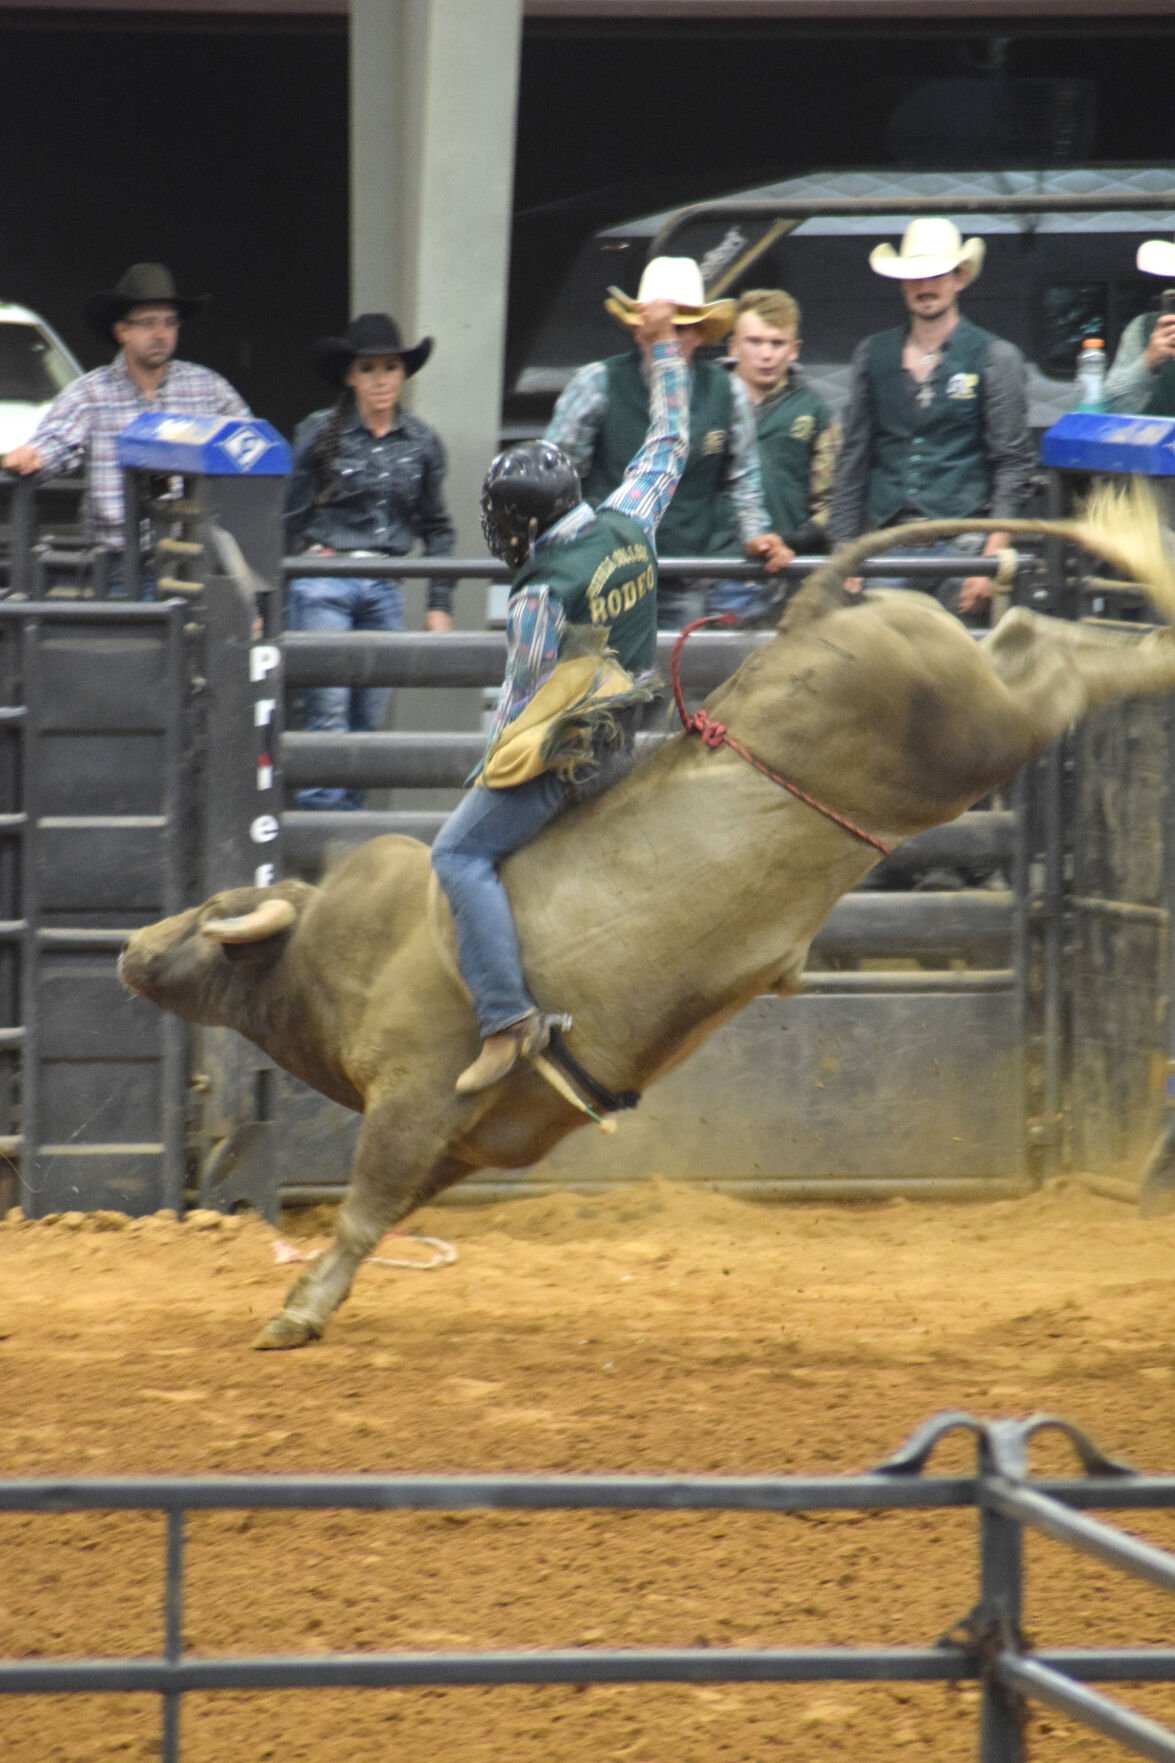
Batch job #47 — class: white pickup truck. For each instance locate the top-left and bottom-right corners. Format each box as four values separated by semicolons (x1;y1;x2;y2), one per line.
0;300;83;456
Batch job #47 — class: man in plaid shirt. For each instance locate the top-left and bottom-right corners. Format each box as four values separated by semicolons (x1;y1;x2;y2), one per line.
3;262;249;595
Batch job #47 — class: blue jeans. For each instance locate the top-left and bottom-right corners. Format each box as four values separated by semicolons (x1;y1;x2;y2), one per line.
101;555;155;601
431;773;571;1036
286;574;404;810
431;733;638;1037
705;578;780;622
871;533;989;628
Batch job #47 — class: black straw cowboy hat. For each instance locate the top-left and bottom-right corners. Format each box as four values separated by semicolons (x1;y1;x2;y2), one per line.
311;312;433;386
85;263;208;341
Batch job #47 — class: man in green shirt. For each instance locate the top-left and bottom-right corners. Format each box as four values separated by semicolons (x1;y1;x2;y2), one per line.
545;257;789;628
829;218;1033;628
707;288;841;620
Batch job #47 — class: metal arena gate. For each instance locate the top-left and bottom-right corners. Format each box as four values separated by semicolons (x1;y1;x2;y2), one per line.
0;599;190;1216
4;1412;1175;1763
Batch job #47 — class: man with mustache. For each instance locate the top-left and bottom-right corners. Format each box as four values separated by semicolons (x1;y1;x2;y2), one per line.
828;218;1032;627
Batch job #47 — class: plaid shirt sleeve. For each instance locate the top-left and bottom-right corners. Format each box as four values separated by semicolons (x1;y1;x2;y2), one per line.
543;361;609;473
723;376;771;543
483;585;567;757
26;373;96;475
600;339;689;544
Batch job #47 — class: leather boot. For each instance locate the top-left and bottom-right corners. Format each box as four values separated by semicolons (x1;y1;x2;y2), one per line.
455;1010;551;1095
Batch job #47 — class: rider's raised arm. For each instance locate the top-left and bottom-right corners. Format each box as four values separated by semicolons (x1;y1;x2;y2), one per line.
601;323;689;545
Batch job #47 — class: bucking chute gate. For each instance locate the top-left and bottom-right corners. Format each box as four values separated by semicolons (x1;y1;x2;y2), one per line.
0;412;1172;1221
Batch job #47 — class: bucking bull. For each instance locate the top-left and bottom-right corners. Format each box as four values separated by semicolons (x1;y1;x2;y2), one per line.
120;483;1175;1348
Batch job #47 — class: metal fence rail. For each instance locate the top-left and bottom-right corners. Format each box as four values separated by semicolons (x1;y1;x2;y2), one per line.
3;1414;1174;1763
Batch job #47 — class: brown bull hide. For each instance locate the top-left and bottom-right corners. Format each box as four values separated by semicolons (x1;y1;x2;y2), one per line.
120;482;1175;1349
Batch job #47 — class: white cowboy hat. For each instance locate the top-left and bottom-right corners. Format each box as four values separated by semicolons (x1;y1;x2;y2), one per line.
605;256;736;345
1137;238;1175;279
869;218;986;284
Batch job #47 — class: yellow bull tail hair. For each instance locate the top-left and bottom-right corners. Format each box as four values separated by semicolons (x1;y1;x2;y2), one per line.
1066;478;1175;626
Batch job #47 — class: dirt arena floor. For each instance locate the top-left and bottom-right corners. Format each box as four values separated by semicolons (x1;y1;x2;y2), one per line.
3;1176;1175;1762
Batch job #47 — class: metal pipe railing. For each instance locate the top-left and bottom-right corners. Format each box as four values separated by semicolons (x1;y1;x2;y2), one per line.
2;1413;1175;1763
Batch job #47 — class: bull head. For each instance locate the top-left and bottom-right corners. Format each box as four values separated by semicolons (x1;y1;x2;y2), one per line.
119;883;312;1024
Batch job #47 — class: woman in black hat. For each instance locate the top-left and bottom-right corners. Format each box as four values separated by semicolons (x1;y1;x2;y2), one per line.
284;312;456;811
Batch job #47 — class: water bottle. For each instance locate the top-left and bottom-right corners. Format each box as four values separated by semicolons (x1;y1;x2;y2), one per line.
1076;336;1106;412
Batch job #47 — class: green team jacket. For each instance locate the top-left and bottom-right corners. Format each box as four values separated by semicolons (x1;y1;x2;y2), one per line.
510;506;657;676
706;373;834;560
583;351;735;557
864;317;1000;527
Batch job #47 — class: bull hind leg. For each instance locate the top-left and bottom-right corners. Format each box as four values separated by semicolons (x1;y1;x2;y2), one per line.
255;1106;471;1349
984;608;1175;749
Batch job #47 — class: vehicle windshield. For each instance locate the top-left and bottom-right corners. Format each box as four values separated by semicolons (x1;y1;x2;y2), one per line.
0;323;78;403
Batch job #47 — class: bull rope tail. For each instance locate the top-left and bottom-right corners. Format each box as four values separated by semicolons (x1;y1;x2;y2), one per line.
669;616;893;859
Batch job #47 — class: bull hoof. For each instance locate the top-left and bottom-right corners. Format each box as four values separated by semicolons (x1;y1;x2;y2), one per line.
253;1313;323;1351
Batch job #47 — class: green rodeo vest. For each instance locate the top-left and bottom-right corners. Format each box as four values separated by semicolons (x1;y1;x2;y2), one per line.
1136;314;1175;417
583;351;735;558
755;378;834;536
864;317;997;529
511;507;657;675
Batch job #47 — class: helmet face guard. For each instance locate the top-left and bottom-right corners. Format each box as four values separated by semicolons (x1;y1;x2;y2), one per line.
480;442;582;571
480;494;536;569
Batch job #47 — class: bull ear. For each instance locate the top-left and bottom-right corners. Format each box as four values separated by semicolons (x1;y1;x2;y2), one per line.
201;897;297;945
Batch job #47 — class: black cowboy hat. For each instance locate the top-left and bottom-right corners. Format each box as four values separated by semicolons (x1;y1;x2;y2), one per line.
312;312;433;386
85;262;208;341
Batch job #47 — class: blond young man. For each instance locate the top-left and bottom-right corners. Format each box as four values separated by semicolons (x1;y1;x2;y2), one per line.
707;289;840;618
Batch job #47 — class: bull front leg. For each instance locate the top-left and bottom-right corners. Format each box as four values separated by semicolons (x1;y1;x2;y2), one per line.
254;1103;466;1349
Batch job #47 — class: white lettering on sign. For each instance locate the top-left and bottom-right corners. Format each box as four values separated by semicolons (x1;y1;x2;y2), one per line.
254;697;276;728
699;226;747;285
249;644;281;683
250;814;280;844
257;758;273;790
254;862;276;888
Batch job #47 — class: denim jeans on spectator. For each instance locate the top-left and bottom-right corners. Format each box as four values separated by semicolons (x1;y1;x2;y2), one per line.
286;574;404;810
431;733;638;1037
705;578;781;623
870;532;989;628
101;555;155;601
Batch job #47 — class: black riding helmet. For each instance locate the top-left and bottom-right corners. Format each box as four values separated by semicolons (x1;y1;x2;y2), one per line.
480;441;582;569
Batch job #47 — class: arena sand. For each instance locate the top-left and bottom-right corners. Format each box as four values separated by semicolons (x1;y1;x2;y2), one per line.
3;1177;1175;1762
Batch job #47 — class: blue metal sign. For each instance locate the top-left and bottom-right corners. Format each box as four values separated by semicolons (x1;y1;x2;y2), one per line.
1040;412;1175;477
116;414;291;477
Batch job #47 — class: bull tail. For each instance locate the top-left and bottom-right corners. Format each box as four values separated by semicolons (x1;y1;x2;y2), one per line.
783;480;1175;631
1065;477;1175;625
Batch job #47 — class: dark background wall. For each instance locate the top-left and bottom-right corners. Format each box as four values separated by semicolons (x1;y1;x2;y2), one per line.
1;9;1173;437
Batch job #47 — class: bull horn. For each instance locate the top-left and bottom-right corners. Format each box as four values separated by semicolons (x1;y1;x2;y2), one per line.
201;898;297;944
